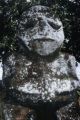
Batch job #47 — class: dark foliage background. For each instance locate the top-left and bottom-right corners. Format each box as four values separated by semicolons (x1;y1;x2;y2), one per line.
0;0;80;61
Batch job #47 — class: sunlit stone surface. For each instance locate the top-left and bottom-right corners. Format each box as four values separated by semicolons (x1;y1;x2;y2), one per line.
18;5;64;56
76;62;80;80
2;5;80;120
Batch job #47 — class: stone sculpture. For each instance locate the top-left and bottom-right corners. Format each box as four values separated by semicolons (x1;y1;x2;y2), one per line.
2;5;80;120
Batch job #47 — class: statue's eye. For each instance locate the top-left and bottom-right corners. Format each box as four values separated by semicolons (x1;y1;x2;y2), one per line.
24;19;37;29
48;21;61;30
20;18;37;29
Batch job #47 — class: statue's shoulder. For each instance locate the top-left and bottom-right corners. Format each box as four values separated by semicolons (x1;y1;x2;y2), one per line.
62;53;77;68
49;53;77;79
3;52;31;65
51;53;76;66
59;52;76;64
3;52;32;80
59;53;78;78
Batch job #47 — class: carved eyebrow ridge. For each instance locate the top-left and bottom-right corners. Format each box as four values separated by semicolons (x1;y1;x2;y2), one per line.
48;20;61;30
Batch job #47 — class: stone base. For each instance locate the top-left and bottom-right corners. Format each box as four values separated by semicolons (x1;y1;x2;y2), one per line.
57;102;80;120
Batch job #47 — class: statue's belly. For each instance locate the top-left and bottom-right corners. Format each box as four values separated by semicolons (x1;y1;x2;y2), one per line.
17;75;79;102
10;57;79;102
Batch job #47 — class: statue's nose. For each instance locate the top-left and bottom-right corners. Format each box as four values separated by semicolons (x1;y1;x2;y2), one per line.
37;16;46;29
39;20;47;31
37;18;52;36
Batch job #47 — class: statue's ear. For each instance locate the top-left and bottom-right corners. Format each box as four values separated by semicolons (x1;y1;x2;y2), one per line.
16;36;30;53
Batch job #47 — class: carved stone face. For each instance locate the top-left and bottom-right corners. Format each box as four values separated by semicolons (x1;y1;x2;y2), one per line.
18;5;64;56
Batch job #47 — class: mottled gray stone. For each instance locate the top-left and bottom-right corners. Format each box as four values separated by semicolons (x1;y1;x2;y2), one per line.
18;5;64;56
3;5;80;106
3;52;80;104
2;5;80;120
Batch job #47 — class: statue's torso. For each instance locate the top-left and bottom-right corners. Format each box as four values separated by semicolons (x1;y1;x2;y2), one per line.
3;52;79;102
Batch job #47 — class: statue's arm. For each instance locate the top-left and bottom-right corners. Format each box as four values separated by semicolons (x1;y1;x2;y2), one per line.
2;54;15;89
67;55;80;89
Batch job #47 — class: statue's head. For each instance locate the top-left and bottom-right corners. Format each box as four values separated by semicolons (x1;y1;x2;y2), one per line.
18;5;64;56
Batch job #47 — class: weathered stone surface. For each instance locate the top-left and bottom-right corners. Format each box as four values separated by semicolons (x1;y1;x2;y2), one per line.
3;104;35;120
3;52;80;106
18;5;64;56
2;5;80;120
57;102;80;120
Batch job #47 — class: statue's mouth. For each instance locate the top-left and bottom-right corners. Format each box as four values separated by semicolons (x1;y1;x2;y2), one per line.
32;38;54;42
18;36;59;56
28;39;58;56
